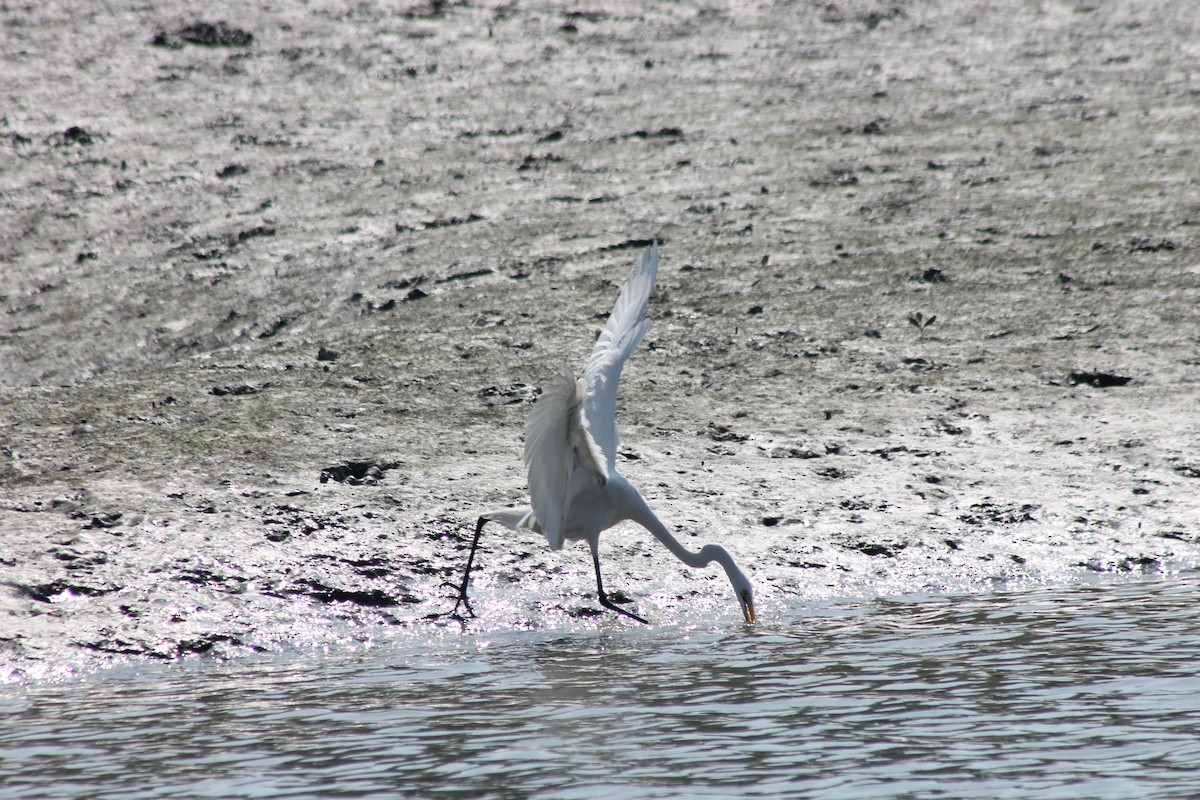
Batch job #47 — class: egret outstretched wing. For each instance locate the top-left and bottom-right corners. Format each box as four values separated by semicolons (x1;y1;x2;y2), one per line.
581;241;659;475
523;365;576;549
523;364;605;549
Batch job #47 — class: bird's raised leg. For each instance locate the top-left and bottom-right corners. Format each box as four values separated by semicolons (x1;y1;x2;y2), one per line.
590;539;648;624
443;516;488;618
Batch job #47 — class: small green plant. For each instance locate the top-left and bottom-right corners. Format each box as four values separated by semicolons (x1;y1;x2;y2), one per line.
909;311;936;337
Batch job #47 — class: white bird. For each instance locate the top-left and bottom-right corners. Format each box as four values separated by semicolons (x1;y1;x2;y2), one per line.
448;242;755;624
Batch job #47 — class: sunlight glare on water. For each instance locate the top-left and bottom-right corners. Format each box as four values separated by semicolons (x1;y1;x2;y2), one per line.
2;576;1199;799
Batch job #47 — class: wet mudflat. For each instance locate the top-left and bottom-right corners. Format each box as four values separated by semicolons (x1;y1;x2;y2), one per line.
3;577;1200;799
2;0;1199;683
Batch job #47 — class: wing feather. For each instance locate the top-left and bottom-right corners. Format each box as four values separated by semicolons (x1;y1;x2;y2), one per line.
523;365;579;549
581;242;659;474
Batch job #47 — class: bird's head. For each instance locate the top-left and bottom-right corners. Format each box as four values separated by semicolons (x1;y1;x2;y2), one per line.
724;561;755;624
737;583;756;625
699;543;756;625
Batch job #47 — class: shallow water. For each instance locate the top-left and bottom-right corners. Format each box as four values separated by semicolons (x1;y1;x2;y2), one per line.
3;576;1198;800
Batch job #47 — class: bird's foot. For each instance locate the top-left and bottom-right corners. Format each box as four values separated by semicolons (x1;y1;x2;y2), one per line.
437;580;476;620
598;590;649;625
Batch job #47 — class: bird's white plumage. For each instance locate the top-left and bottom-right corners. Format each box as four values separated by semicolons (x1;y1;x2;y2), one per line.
522;364;577;549
523;243;658;548
458;241;755;625
582;241;658;474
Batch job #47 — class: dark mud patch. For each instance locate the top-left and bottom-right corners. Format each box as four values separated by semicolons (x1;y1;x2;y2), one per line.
438;268;495;284
210;383;266;396
597;238;661;253
82;512;124;529
152;21;254;49
45;126;100;147
285;580;418;608
850;542;906;558
319;460;402;485
959;502;1040;527
396;213;485;233
479;383;539;407
1068;370;1133;388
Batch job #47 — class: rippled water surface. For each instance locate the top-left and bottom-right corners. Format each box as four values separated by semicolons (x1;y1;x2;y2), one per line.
3;577;1199;799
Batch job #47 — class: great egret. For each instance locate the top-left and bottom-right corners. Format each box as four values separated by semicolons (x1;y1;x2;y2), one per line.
448;242;755;624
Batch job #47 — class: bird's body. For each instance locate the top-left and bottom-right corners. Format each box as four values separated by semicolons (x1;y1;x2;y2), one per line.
449;242;755;624
477;470;642;556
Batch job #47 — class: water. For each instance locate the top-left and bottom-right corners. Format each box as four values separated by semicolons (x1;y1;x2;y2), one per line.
2;576;1198;800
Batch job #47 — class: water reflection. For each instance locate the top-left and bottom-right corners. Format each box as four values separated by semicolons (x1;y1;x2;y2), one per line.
2;577;1198;799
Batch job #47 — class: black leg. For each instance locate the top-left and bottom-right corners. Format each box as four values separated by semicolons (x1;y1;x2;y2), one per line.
443;516;488;619
591;541;648;625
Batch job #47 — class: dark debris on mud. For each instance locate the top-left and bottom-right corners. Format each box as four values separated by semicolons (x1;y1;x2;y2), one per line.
152;21;254;49
319;460;402;486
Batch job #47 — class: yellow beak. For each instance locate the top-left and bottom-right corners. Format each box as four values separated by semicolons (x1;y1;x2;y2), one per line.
741;593;756;624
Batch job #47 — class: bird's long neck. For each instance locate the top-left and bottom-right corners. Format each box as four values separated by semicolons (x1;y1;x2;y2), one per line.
623;484;754;622
626;488;739;574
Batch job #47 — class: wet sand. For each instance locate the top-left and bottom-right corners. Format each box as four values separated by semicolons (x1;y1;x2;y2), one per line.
2;1;1198;680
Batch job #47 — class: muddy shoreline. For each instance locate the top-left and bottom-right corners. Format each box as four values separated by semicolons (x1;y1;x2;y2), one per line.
2;1;1198;680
